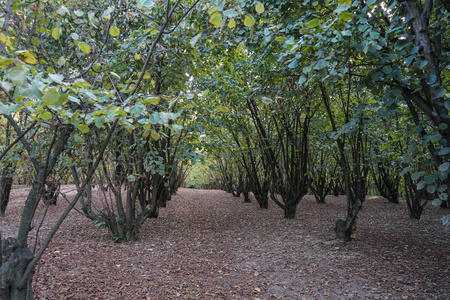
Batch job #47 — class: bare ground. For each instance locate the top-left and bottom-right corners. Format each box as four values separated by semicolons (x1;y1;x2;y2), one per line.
1;187;449;299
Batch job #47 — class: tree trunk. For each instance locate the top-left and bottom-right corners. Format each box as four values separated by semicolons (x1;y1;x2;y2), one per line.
0;166;13;216
334;218;355;242
259;189;268;209
311;185;327;204
42;180;60;206
404;174;427;220
313;193;326;204
243;190;251;203
283;203;297;219
0;238;34;300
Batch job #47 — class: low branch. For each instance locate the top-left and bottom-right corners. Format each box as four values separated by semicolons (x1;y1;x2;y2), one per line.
0;120;37;162
18;119;119;289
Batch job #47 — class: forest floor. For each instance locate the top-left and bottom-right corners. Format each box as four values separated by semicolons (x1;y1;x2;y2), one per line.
1;186;450;299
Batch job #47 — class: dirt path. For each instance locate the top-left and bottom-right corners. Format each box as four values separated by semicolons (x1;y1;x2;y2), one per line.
2;188;449;299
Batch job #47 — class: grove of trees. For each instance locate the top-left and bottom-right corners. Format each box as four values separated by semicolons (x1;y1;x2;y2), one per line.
0;0;448;298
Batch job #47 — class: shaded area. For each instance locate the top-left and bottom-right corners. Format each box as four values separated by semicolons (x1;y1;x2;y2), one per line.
2;187;449;299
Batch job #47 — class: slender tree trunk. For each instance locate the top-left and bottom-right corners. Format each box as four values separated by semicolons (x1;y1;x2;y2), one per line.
0;165;14;216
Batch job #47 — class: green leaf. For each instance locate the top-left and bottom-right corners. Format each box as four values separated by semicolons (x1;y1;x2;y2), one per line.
424;74;436;85
16;51;38;65
438;147;450;156
144;96;159;105
120;120;133;133
417;181;426;190
261;97;273;104
432;199;442;206
307;19;319;28
57;56;66;66
339;11;353;21
71;33;79;40
56;6;70;16
235;42;245;54
382;65;392;75
109;72;121;80
275;36;287;42
101;6;115;19
0;58;16;68
74;10;84;17
427;133;442;142
0;103;12;115
8;66;27;86
40;111;52;120
58;94;68;106
394;39;409;50
424;174;438;184
439;162;450;172
313;59;329;70
303;65;312;74
49;73;64;83
435;86;447;98
190;33;202;47
244;14;255;27
151;130;160;141
74;134;84;143
19;83;42;99
42;88;61;106
52;27;61;40
228;18;236;29
209;12;223;28
218;105;230;113
411;171;423;181
426;185;436;194
77;124;90;133
255;2;265;14
287;59;298;69
79;42;91;54
137;0;154;9
443;215;449;225
416;59;428;69
400;167;412;176
338;0;352;5
208;6;218;15
223;9;239;18
149;112;161;124
171;125;183;133
109;26;120;37
369;31;380;39
445;99;450;110
94;116;106;129
130;103;145;117
298;75;307;86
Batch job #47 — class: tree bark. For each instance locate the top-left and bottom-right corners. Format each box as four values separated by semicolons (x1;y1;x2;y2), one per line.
0;166;13;216
0;238;34;300
283;203;297;219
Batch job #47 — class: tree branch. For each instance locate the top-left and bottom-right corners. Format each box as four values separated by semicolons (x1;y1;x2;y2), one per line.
18;119;119;289
0;120;37;162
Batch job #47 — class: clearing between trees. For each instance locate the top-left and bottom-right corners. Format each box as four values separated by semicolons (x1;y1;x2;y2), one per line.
1;187;449;299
